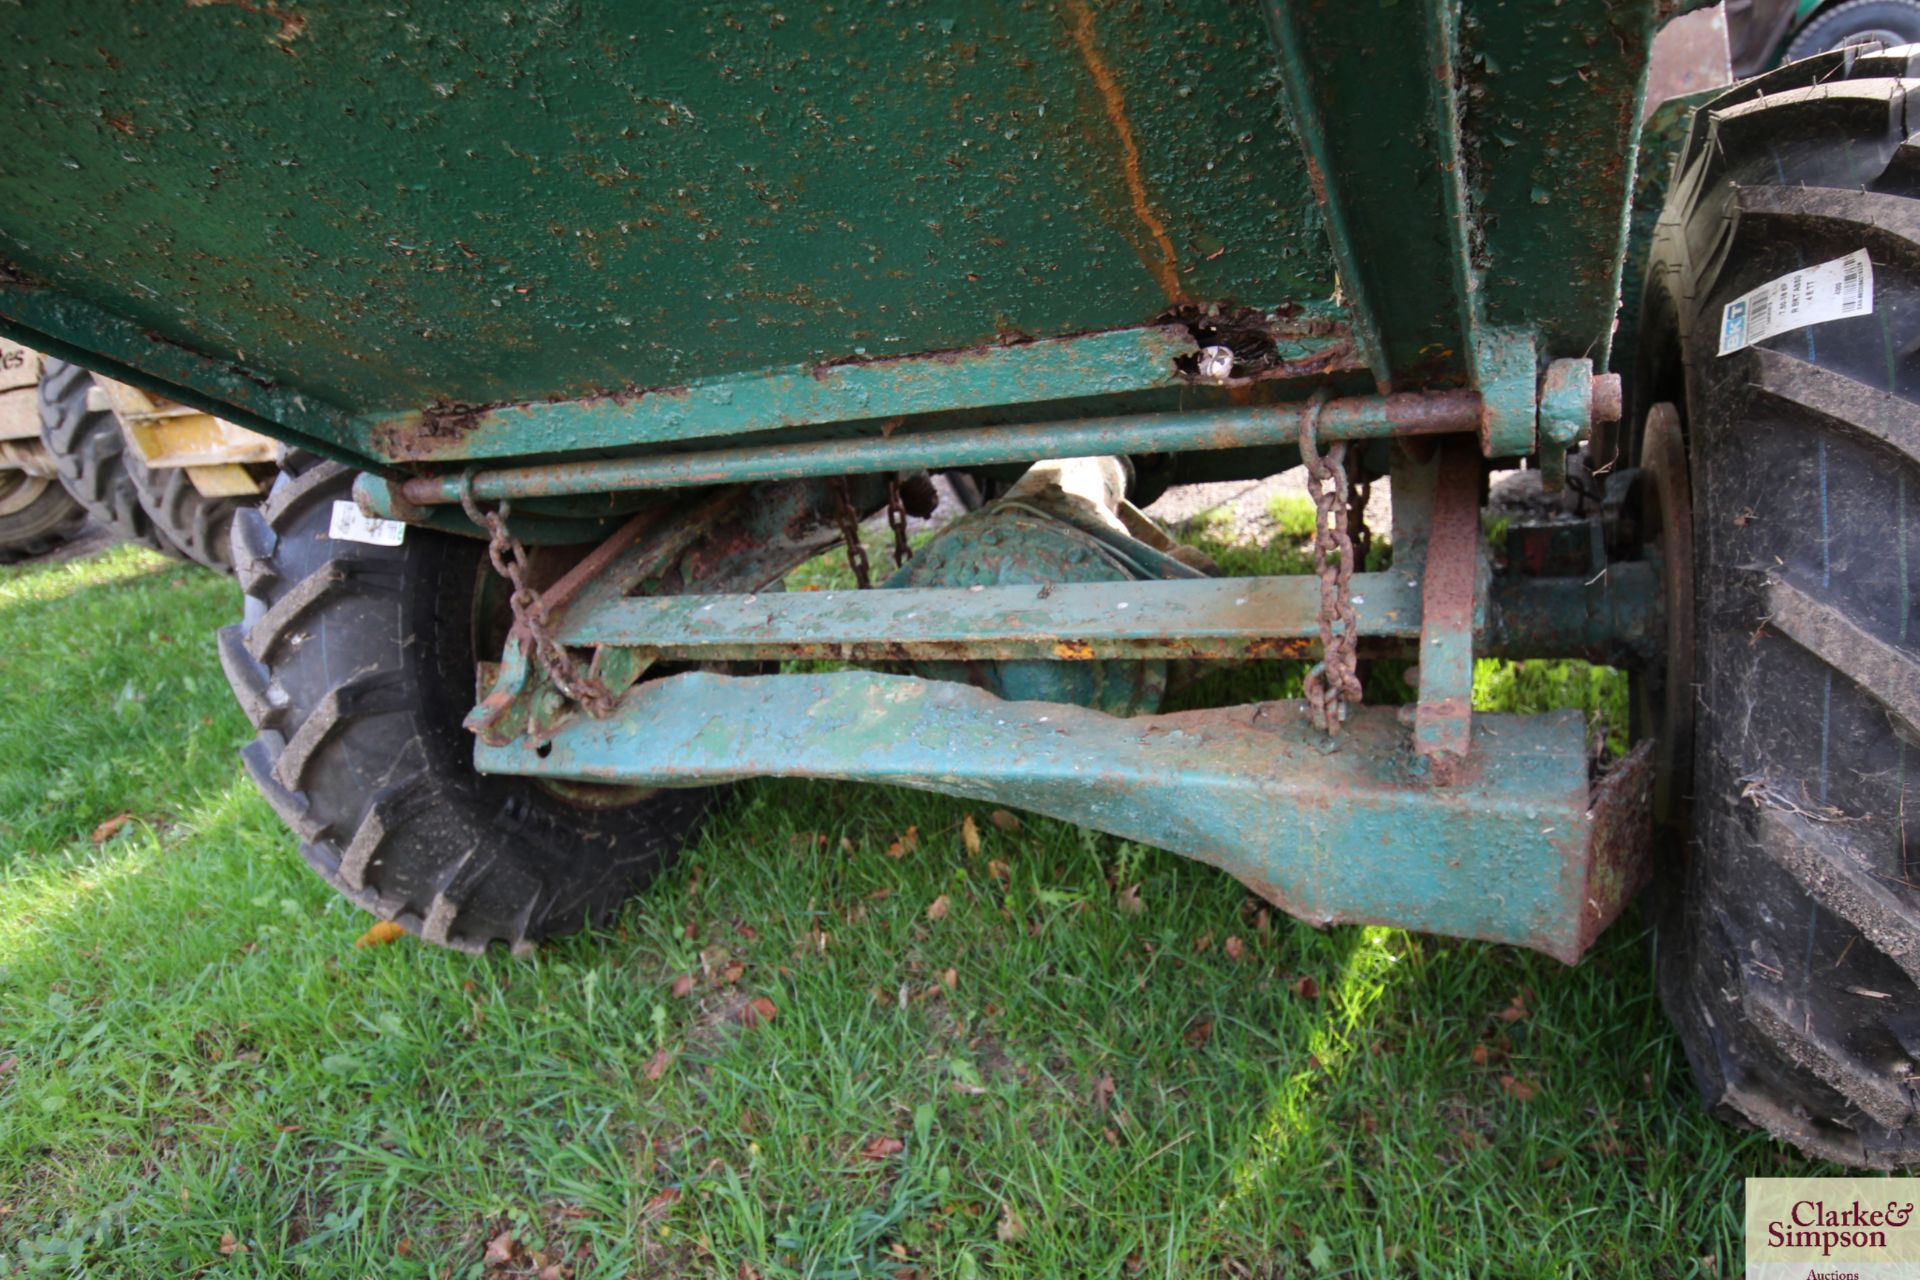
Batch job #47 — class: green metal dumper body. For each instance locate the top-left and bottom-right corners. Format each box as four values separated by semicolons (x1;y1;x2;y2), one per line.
0;0;1655;471
0;0;1680;960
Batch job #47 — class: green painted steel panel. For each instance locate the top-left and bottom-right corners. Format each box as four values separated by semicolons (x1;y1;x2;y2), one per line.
478;670;1608;960
0;0;1331;420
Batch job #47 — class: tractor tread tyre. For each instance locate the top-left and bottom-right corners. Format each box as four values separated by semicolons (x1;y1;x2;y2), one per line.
1784;0;1920;64
223;461;713;954
37;358;182;559
39;357;257;573
1646;46;1920;1167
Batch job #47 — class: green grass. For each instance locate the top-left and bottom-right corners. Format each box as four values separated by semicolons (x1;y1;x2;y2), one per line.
0;534;1824;1279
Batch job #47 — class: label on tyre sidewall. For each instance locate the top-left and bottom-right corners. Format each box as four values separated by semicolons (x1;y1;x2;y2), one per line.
328;499;406;546
1718;249;1874;355
1747;1177;1920;1277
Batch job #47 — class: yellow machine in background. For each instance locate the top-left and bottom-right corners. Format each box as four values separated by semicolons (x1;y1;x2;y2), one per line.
0;339;275;569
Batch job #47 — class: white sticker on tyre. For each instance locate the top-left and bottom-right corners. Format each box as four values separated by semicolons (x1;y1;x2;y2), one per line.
1718;248;1874;355
328;498;406;546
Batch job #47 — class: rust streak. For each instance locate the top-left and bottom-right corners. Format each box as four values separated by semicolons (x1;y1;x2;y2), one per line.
1062;0;1183;303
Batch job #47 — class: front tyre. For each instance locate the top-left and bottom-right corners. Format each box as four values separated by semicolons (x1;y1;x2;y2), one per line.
1646;45;1920;1165
220;462;714;953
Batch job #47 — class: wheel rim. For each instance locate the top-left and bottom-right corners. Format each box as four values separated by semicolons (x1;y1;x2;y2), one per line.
0;469;52;518
1632;403;1695;829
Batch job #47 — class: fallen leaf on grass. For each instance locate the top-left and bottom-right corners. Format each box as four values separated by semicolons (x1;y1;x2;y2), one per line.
644;1048;675;1081
988;810;1021;832
217;1232;246;1256
670;974;695;999
926;895;950;922
941;968;957;989
91;813;134;844
886;826;920;858
353;921;407;949
1183;1018;1213;1047
1497;993;1530;1022
736;996;777;1027
718;962;746;986
961;814;982;856
1091;1073;1115;1114
987;859;1011;882
1290;975;1320;1000
1470;1044;1490;1067
1224;936;1244;961
1498;1075;1538;1102
643;1188;679;1220
997;1205;1025;1242
483;1229;517;1267
1116;883;1143;915
859;1136;905;1160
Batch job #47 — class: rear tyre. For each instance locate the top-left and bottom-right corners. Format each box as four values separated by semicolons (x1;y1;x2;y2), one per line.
0;470;85;563
1645;45;1920;1165
221;462;714;953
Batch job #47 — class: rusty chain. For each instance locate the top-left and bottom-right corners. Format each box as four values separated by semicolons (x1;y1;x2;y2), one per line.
459;476;615;719
885;474;913;569
1297;390;1364;734
830;476;873;589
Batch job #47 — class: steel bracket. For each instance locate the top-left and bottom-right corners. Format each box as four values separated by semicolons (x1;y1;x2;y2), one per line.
475;669;1649;963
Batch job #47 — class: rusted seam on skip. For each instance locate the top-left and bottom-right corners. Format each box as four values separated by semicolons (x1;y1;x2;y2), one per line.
1062;0;1184;303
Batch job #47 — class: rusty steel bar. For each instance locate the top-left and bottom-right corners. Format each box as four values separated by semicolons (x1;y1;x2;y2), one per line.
381;389;1484;511
559;572;1418;661
548;564;1661;666
1412;439;1485;762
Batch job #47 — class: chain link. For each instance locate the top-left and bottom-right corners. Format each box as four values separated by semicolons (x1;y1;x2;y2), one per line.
830;476;873;589
459;479;614;719
1297;391;1364;735
885;474;913;569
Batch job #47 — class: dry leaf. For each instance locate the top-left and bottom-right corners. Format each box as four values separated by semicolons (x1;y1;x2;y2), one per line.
987;859;1011;882
886;826;921;858
536;1266;569;1280
961;814;982;856
1091;1073;1115;1114
1184;1018;1213;1047
988;809;1021;832
1499;1075;1538;1102
670;974;695;999
1470;1043;1490;1067
643;1187;679;1219
1290;975;1320;1000
737;996;777;1027
926;895;950;922
90;812;133;844
1224;936;1245;961
997;1204;1026;1242
859;1136;905;1160
719;962;746;986
736;923;759;941
217;1232;246;1256
354;920;407;949
1102;1126;1119;1146
1497;994;1530;1022
942;968;957;989
644;1047;675;1081
483;1229;517;1267
1116;883;1143;915
1192;932;1213;954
